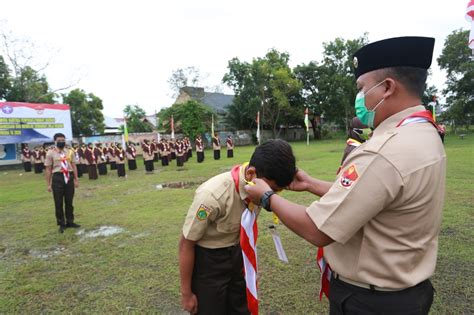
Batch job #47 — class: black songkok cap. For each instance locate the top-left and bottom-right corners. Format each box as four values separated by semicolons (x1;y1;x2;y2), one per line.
353;36;435;79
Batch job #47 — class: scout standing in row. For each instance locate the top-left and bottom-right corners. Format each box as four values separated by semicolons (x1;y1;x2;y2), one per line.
226;135;234;158
115;144;126;177
32;146;43;174
21;144;32;172
195;135;204;163
212;133;220;160
84;143;98;180
126;143;137;170
142;140;154;174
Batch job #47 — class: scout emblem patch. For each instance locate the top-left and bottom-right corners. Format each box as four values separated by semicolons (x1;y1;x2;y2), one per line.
196;204;211;220
339;165;359;188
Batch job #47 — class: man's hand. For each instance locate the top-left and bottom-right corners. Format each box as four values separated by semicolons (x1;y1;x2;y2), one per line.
47;185;52;193
74;178;79;188
181;291;198;314
288;169;312;192
244;178;272;204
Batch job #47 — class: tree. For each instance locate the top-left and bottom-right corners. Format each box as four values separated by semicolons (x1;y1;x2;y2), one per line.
437;29;474;130
167;66;202;98
6;66;55;103
123;105;153;133
223;49;302;137
295;35;368;137
62;89;105;136
0;55;10;100
158;100;214;140
1;28;79;102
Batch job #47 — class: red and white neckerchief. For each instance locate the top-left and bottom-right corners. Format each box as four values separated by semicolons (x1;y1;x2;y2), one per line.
396;110;441;131
231;164;259;315
59;150;70;184
316;247;332;300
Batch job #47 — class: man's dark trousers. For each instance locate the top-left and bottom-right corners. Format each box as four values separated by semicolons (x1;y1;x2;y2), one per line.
52;172;75;226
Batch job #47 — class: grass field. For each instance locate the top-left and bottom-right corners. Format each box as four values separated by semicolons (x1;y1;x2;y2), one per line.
0;135;473;314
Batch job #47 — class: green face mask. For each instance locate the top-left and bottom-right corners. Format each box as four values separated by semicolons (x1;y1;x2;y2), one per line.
354;80;386;128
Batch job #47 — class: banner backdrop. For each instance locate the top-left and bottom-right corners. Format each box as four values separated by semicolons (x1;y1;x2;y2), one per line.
0;102;72;144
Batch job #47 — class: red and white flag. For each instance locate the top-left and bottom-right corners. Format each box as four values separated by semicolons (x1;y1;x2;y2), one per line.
256;111;261;145
467;0;474;54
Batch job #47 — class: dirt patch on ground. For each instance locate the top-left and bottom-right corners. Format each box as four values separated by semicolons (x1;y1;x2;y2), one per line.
155;181;204;189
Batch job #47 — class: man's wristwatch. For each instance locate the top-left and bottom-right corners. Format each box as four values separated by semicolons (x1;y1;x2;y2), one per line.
260;190;275;212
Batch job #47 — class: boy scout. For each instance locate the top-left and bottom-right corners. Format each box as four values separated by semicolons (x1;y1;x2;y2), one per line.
245;37;445;314
179;139;297;314
212;133;220;160
44;133;80;233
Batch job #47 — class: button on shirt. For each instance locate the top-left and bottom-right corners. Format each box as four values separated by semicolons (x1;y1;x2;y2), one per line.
44;148;76;173
182;167;259;249
307;106;446;289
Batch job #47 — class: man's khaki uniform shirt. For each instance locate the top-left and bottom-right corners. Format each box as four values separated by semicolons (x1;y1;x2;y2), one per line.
44;147;76;173
183;166;259;248
307;106;446;289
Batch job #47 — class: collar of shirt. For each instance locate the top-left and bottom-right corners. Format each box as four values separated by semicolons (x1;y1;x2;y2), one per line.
372;105;426;137
237;165;250;202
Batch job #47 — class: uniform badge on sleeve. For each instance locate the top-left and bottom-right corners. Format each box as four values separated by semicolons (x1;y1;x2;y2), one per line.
196;204;211;220
339;165;359;189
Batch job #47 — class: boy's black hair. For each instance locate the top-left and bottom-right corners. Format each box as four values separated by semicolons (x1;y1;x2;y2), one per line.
249;139;297;188
53;133;66;140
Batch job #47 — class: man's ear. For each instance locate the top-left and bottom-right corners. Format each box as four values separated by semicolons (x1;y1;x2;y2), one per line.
382;78;397;99
245;166;257;182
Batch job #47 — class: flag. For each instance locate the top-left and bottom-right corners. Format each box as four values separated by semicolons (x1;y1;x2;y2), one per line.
241;208;259;315
170;115;175;139
122;116;129;143
211;114;215;137
304;108;309;131
256;111;261;145
467;0;474;54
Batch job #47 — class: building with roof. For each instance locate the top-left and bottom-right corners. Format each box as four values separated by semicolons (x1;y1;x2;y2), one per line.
174;87;234;130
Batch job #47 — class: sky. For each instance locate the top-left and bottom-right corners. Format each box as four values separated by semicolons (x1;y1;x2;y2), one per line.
0;0;470;118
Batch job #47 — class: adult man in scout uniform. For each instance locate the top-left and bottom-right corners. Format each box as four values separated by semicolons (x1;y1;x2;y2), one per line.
44;133;80;233
179;139;297;315
245;37;445;314
212;133;221;160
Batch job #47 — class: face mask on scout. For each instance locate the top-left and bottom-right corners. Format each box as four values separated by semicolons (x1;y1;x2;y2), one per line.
354;80;386;128
56;141;66;149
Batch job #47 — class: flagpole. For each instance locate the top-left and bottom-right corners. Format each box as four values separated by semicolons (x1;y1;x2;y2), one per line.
155;110;160;142
306;112;309;145
122;113;129;146
211;114;214;137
